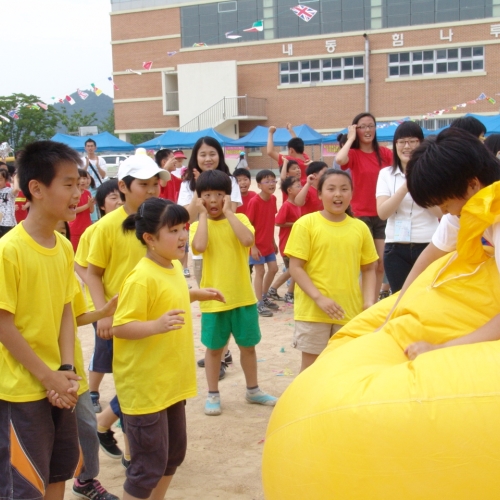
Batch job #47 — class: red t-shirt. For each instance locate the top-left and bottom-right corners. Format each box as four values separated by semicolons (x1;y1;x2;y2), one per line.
301;185;323;216
159;175;182;202
70;190;92;235
278;153;310;185
275;200;302;257
246;194;277;256
341;147;393;217
236;191;257;216
14;190;29;223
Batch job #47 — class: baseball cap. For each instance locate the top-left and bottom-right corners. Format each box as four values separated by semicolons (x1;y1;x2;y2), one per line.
173;150;187;160
239;151;245;156
118;151;171;181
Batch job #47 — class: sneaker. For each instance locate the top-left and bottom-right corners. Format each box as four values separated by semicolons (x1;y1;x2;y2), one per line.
205;394;222;416
197;350;232;368
97;429;122;459
73;479;119;500
183;268;191;278
379;290;391;301
90;391;102;413
246;389;278;406
284;292;294;304
267;287;282;301
121;454;131;470
263;296;280;310
257;301;273;317
219;362;227;380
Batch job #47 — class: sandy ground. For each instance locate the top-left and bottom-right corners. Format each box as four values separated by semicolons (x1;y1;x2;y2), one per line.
67;270;296;500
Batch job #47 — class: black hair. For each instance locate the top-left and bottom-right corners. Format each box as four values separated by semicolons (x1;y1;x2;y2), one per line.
350;112;384;166
95;179;120;217
186;137;230;191
78;168;89;178
484;134;500;156
406;128;500;208
0;170;8;181
450;116;486;138
285;159;299;173
288;137;305;154
85;139;97;147
281;176;300;195
62;221;71;241
195;170;232;197
122;197;189;245
392;122;425;173
317;169;354;216
0;161;7;169
233;168;251;180
337;133;348;148
256;169;276;183
306;161;328;176
155;148;173;167
17;140;82;201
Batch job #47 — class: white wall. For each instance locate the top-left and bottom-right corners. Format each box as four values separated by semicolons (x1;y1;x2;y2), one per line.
177;60;238;127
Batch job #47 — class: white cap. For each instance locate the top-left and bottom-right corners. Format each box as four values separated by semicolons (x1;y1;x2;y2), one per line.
118;152;171;181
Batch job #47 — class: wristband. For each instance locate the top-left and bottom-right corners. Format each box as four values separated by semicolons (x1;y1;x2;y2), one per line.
59;364;76;374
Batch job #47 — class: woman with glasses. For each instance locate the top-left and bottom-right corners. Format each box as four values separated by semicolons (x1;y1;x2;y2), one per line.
335;112;393;299
375;122;441;292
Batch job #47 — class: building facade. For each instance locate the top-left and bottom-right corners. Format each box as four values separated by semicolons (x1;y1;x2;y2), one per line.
110;0;500;145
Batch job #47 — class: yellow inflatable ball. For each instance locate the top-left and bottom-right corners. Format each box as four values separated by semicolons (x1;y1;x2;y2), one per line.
263;185;500;500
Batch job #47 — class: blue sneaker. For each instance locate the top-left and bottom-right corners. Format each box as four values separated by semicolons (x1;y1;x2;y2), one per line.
204;394;221;416
245;389;277;406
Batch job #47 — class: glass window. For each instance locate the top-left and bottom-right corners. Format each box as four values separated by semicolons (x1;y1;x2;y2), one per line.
354;56;364;65
473;47;484;56
302;73;311;82
332;70;342;79
423;51;434;60
436;62;447;73
323;59;332;68
423;63;434;73
413;52;423;61
354;68;364;78
400;65;410;76
436;50;447;59
473;60;484;70
412;64;423;75
290;74;299;83
311;60;320;69
448;49;458;58
461;60;472;71
323;71;332;80
344;69;354;79
389;66;399;76
448;61;458;71
311;72;321;81
461;48;472;58
389;53;399;64
280;63;289;71
344;57;354;66
332;58;342;67
301;61;310;70
280;74;289;84
290;62;299;71
400;53;410;62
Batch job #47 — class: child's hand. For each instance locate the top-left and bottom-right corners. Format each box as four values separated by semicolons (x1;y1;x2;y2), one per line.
347;124;357;141
195;197;208;215
273;241;279;254
222;195;232;215
97;316;113;340
193;169;201;180
250;246;262;261
198;288;226;303
316;296;344;320
101;295;118;319
306;174;315;186
269;126;277;135
155;309;185;333
165;156;177;171
404;341;437;360
42;371;80;409
286;122;293;132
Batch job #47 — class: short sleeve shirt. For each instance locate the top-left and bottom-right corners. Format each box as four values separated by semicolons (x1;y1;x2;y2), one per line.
246;194;278;256
83;157;107;186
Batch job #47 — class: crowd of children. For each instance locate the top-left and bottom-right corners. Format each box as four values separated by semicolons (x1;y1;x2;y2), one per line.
3;115;500;499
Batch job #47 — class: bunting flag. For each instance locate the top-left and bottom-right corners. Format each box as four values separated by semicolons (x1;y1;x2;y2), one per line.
125;69;142;75
0;115;10;123
90;83;103;96
421;92;496;119
192;43;207;47
77;89;89;100
225;31;242;39
65;95;76;105
167;51;177;56
37;102;48;110
291;5;318;22
488;97;497;104
243;20;263;32
142;61;153;70
108;77;119;90
8;111;19;120
477;93;487;100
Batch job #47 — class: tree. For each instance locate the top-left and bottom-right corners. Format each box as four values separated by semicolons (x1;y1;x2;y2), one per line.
0;94;59;150
57;107;97;135
99;109;115;134
130;132;155;145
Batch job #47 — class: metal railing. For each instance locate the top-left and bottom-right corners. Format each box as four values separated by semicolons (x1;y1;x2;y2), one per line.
179;95;267;132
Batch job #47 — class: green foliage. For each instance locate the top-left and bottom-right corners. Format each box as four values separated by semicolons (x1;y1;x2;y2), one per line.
0;93;59;150
99;109;115;134
57;107;97;135
129;132;155;145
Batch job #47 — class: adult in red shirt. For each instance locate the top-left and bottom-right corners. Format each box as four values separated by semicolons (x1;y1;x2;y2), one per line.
335;112;393;298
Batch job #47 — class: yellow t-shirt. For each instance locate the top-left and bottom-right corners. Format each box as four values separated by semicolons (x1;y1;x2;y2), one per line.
190;214;256;312
87;206;146;301
71;277;90;396
285;212;378;325
112;258;197;415
0;223;75;402
75;222;99;311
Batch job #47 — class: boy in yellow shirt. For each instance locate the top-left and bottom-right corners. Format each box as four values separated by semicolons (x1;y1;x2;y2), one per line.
191;170;278;416
0;140;82;500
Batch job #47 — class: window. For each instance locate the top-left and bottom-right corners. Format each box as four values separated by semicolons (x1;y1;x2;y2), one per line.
388;46;484;77
218;1;237;12
280;57;364;85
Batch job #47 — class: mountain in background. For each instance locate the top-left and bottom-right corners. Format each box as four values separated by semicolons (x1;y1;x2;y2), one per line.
53;90;113;133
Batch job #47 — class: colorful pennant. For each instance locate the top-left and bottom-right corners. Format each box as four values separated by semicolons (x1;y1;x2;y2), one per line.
243;20;263;32
291;5;318;22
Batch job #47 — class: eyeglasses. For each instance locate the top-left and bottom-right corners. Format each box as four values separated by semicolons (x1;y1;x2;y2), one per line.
396;139;420;147
357;124;375;130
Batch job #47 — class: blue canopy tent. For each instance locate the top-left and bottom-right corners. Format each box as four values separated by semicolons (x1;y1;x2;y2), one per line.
229;124;324;147
434;113;500;136
50;132;135;152
137;128;236;149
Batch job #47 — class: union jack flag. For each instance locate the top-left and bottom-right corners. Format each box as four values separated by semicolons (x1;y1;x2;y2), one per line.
291;4;318;22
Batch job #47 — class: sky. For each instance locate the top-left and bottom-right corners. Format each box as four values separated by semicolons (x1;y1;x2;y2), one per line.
2;0;113;103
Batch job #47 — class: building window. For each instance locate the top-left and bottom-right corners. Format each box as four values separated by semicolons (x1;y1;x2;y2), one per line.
280;57;364;85
388;46;484;77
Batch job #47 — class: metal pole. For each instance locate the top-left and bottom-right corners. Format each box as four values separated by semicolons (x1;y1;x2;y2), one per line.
363;33;370;112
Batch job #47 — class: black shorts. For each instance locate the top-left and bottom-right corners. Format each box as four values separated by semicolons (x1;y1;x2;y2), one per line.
357;215;387;241
123;401;187;499
0;398;82;499
88;322;113;373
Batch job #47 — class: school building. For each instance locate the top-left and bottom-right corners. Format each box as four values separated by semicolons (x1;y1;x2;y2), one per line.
110;0;500;148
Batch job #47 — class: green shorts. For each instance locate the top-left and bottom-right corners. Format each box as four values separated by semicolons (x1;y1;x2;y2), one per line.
201;304;261;350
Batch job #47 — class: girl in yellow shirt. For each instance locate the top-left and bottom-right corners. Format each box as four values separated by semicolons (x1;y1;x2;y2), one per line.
112;197;224;500
285;169;379;372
